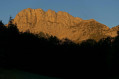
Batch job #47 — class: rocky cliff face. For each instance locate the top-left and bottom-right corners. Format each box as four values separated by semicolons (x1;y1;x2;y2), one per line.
12;8;119;42
106;25;119;37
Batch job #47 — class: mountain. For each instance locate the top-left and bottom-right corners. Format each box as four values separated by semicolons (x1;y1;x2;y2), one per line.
106;25;119;37
11;8;119;42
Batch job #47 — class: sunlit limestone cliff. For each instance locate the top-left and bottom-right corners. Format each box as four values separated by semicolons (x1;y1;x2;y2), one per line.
11;8;119;42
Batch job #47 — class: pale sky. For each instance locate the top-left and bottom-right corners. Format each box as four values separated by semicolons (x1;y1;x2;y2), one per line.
0;0;119;28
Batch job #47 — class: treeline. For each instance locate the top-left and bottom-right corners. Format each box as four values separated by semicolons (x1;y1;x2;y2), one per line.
0;20;119;78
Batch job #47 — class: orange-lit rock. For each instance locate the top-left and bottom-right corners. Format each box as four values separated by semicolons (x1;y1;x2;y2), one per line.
12;8;119;42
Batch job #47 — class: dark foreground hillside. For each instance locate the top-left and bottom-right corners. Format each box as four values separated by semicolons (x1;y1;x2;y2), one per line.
0;20;119;79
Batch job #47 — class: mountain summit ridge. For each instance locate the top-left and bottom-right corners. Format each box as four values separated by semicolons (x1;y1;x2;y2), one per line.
11;8;119;42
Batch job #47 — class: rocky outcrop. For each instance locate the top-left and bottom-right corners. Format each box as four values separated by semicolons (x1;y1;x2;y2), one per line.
106;26;119;37
11;8;119;42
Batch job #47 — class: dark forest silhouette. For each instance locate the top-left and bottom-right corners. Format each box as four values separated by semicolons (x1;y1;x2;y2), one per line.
0;19;119;79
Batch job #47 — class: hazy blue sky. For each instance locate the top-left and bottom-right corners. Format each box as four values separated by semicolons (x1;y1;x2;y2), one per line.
0;0;119;28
